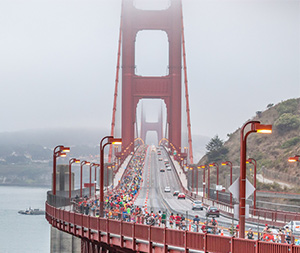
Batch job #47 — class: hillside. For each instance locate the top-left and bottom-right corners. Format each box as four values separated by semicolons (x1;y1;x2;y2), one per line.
198;98;300;190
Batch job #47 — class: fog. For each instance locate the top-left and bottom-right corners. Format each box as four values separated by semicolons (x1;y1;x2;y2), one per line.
0;0;299;145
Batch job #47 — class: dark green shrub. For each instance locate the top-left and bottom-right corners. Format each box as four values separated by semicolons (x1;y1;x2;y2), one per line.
206;135;229;162
274;113;300;133
281;137;300;149
277;99;298;115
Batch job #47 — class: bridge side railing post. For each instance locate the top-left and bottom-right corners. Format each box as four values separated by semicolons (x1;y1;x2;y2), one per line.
148;225;152;252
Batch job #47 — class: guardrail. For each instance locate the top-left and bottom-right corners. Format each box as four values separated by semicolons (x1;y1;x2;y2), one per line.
46;202;300;253
161;147;300;226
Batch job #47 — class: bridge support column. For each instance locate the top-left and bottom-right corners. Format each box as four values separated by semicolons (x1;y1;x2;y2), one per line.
121;0;182;152
50;227;81;253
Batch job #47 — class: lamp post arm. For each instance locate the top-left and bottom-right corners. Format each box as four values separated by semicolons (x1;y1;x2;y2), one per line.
239;121;259;238
100;141;111;217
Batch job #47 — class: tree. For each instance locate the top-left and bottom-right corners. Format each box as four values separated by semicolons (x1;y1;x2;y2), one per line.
206;135;229;162
274;113;300;133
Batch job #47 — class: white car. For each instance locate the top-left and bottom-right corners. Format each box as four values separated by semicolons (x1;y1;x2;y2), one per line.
164;186;171;192
285;221;300;233
192;200;204;210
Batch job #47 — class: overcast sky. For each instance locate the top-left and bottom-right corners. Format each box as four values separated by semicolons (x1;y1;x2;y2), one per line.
0;0;299;145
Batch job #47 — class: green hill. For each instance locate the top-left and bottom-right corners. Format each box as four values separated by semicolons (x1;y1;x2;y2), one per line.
198;98;300;191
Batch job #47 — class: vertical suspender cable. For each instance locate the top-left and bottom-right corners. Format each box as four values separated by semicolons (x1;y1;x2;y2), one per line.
180;0;194;164
108;2;123;163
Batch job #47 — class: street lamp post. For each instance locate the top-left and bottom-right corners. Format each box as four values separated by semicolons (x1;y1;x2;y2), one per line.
239;121;272;238
209;163;219;202
196;166;199;195
107;165;112;188
69;158;80;199
207;165;210;199
246;158;257;211
191;166;194;191
91;163;100;197
221;161;233;206
80;160;90;198
100;136;122;217
200;165;207;197
53;145;70;195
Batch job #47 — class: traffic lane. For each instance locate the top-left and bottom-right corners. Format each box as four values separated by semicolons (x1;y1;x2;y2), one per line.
146;149;169;212
157;149;236;224
140;147;233;227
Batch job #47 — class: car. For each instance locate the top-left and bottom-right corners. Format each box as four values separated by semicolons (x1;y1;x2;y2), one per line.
164;186;171;192
166;166;171;171
192;200;204;210
206;206;220;217
173;190;180;196
285;221;300;233
160;168;165;172
158;157;163;161
177;193;186;199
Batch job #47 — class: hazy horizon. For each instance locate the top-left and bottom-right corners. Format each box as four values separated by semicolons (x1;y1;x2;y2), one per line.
1;0;299;144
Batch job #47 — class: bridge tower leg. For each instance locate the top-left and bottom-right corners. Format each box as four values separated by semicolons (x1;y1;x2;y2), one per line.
140;104;163;144
121;0;182;152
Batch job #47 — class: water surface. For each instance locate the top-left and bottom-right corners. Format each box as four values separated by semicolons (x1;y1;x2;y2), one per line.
0;186;50;253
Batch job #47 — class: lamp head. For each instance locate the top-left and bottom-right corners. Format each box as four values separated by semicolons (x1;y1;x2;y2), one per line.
288;156;299;163
110;137;122;145
253;122;272;134
62;147;70;153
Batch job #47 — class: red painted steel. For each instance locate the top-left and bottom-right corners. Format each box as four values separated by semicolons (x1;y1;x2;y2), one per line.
109;219;120;235
122;221;133;237
150;226;164;244
165;229;185;248
140;106;163;144
108;2;123;163
258;241;292;253
206;234;231;253
121;0;182;152
233;238;256;253
46;203;300;253
186;232;204;251
134;223;148;241
90;216;98;231
180;1;193;164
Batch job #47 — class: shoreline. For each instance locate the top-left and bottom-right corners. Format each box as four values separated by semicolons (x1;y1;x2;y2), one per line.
0;183;50;188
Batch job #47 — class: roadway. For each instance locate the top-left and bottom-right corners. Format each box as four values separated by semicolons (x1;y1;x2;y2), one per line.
133;145;270;236
134;145;234;226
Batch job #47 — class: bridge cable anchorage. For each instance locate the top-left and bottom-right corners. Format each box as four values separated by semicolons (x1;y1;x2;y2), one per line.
180;1;193;164
108;3;123;163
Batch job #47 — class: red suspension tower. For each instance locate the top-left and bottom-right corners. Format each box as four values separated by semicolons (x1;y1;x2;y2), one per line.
121;0;183;153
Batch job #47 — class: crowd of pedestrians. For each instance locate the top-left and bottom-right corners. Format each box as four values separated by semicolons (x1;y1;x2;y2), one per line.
253;224;297;244
70;145;300;245
73;145;147;219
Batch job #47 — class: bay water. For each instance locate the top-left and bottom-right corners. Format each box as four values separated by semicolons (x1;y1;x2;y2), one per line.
0;186;50;253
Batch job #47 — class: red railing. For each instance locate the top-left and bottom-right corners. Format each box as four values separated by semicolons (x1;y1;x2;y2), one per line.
167;148;300;225
46;202;300;253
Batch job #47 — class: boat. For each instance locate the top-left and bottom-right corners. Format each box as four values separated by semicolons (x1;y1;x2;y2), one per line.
18;208;45;215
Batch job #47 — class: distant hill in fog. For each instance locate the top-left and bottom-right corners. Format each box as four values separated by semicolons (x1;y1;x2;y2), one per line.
0;127;210;186
191;134;211;162
0;127;110;147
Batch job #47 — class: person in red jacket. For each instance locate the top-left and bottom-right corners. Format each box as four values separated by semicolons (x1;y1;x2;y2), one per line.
175;214;181;229
169;213;175;228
